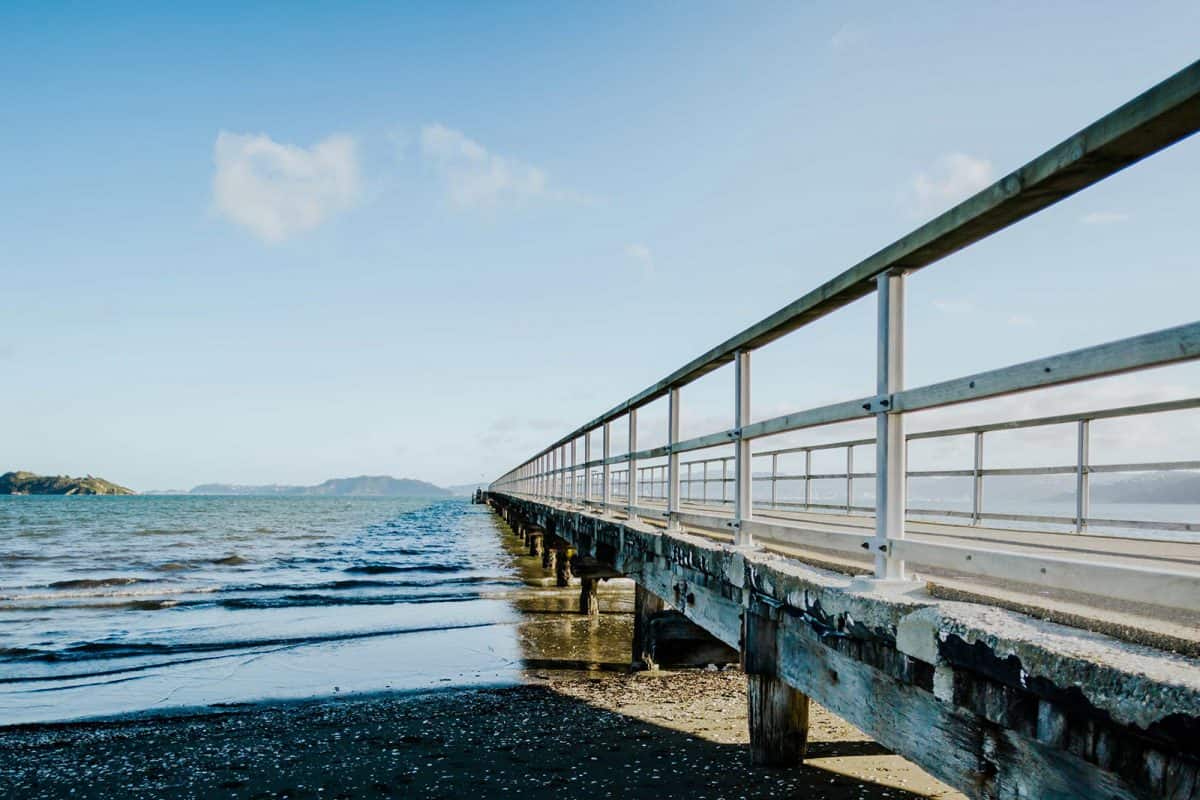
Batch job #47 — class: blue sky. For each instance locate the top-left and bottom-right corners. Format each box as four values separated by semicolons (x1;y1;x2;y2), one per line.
3;2;1200;490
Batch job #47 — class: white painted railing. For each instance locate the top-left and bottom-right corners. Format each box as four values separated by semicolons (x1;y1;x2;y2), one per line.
490;60;1200;612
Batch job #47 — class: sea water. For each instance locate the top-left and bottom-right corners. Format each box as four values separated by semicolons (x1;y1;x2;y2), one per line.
0;496;525;725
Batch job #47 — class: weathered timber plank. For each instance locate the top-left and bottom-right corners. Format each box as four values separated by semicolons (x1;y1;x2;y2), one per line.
770;609;1166;798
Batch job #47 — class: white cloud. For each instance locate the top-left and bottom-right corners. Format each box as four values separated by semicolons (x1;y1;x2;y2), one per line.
212;131;361;243
625;243;653;273
1081;211;1130;225
908;153;993;216
420;124;548;209
830;24;866;52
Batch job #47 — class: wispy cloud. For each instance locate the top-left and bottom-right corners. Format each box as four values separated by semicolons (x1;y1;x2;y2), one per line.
625;243;653;274
907;153;993;217
830;24;867;52
1081;211;1130;225
212;131;361;243
420;124;548;209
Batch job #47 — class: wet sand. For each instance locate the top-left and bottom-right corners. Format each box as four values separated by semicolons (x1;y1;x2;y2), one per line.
0;521;964;799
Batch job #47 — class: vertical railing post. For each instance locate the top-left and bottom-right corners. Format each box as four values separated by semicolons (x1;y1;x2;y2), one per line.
702;461;708;504
804;450;812;510
1076;419;1090;532
722;458;729;505
874;271;907;580
602;422;612;514
734;349;753;546
972;431;984;525
667;386;681;531
628;409;639;522
584;431;592;507
846;445;854;514
770;453;778;509
570;439;577;507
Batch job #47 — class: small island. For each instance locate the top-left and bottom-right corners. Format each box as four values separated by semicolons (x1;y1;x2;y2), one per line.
0;470;135;496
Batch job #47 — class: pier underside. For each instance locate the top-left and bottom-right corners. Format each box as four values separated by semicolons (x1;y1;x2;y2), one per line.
489;493;1200;800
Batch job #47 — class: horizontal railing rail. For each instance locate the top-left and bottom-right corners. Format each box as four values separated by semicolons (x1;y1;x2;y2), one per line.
489;60;1200;612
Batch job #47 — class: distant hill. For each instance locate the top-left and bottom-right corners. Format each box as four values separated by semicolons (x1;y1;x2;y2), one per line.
1;470;135;496
1084;472;1200;504
189;475;452;498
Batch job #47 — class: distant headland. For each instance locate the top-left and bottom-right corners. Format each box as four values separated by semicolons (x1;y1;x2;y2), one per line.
186;475;454;498
1;471;135;495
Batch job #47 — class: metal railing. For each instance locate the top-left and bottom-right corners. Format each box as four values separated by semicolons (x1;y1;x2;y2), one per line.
612;397;1200;535
490;61;1200;611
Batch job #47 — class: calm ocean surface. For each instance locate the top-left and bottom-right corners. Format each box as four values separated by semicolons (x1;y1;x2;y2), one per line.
0;496;525;726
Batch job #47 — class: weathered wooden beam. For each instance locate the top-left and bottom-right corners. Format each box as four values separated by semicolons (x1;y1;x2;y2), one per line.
570;555;623;580
646;613;739;669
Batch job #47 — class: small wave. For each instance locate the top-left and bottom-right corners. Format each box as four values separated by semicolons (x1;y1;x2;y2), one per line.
343;563;464;575
211;554;249;566
134;528;201;536
0;620;504;673
216;590;484;610
47;577;145;590
0;585;217;603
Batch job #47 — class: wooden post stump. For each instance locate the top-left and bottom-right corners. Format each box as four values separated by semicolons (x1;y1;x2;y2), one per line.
555;546;573;587
633;584;666;670
747;674;810;766
542;544;556;571
579;577;599;615
528;532;543;557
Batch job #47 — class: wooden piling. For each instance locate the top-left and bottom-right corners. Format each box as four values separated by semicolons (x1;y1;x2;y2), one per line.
579;577;599;615
747;674;810;767
743;604;810;767
633;584;666;670
555;546;573;587
528;532;543;557
542;544;556;571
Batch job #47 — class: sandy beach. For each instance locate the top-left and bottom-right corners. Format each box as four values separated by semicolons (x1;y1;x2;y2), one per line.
1;668;963;800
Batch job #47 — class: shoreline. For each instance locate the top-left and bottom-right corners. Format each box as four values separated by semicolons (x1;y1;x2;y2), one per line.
1;669;963;800
2;511;963;799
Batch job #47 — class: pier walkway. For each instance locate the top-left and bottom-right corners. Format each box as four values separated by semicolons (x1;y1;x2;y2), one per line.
488;61;1200;799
